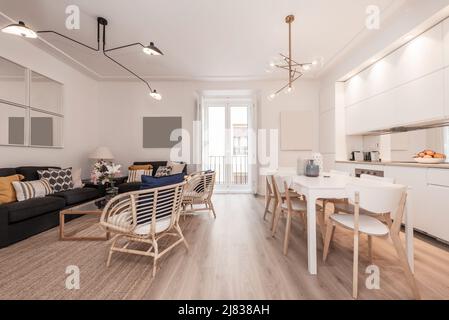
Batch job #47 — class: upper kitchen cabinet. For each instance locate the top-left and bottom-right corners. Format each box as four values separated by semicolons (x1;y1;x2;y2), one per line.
442;18;449;117
345;23;446;135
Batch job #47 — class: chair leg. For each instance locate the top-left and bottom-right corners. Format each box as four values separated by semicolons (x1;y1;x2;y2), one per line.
283;210;292;255
323;222;335;262
317;209;326;244
270;199;278;231
263;197;272;221
271;205;282;237
368;235;373;264
208;200;217;219
176;224;189;252
152;237;159;278
390;233;421;300
353;230;359;299
106;235;120;267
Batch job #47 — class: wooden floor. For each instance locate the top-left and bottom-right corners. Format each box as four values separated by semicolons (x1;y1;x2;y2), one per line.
0;194;448;300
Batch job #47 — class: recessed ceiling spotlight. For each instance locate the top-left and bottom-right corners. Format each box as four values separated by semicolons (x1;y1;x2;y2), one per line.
404;34;414;41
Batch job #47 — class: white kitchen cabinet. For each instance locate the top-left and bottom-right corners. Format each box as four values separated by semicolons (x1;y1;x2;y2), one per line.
424;184;449;242
345;21;447;134
384;166;429;236
346;69;445;135
345;22;444;108
394;69;445;126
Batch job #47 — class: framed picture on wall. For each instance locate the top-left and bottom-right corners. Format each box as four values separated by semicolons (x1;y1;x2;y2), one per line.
143;116;182;148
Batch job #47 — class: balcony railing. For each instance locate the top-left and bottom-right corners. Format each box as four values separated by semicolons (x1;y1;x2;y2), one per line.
206;155;248;185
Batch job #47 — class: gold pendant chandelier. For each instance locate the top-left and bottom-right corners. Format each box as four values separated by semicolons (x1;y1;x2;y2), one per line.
268;15;320;100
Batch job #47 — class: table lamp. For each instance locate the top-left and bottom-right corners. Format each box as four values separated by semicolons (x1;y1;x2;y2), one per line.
89;147;114;160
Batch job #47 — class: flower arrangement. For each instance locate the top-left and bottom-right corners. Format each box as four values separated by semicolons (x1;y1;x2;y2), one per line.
91;160;122;185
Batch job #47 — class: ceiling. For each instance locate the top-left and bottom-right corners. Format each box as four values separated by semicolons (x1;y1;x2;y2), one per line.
0;0;405;81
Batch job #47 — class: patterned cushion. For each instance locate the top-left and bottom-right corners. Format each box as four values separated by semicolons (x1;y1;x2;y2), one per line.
12;179;53;201
37;168;74;192
154;166;172;177
167;161;186;174
127;169;152;183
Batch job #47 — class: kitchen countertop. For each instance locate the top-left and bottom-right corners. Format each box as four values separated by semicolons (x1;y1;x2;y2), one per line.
336;160;449;169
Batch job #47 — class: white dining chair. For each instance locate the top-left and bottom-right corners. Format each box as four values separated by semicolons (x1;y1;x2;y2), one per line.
322;182;420;299
334;174;397;228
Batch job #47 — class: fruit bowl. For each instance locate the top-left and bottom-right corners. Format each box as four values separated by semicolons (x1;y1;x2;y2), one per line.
413;157;446;164
413;149;446;164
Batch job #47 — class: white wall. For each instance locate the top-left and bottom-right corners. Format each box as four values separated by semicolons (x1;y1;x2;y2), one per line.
98;79;320;193
318;0;449;170
0;32;100;177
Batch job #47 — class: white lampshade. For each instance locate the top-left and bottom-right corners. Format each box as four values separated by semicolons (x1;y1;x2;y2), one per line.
89;147;114;160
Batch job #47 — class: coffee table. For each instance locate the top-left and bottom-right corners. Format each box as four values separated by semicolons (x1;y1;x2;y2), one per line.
59;197;111;241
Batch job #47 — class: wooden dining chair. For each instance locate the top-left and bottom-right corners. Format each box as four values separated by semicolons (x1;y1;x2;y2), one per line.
322;182;420;299
100;182;188;277
281;180;308;255
264;175;302;231
263;175;275;221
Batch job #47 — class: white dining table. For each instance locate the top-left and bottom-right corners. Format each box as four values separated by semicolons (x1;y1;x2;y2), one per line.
280;174;415;275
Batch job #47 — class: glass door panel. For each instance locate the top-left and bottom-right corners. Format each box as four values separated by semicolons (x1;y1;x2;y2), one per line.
203;100;251;192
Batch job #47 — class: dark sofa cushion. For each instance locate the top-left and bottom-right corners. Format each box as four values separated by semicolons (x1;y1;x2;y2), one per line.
50;187;100;206
16;166;60;181
5;197;66;223
0;168;17;177
141;173;185;189
118;182;141;194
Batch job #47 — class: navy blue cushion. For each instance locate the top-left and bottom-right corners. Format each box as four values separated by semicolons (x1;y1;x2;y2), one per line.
140;173;185;190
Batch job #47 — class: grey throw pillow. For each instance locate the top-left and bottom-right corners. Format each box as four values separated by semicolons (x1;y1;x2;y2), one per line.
154;166;172;177
38;168;74;192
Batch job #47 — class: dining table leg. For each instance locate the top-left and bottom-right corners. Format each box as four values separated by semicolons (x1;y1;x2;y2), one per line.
306;193;318;275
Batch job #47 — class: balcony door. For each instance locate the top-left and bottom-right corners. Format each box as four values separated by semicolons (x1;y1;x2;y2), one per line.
203;99;252;193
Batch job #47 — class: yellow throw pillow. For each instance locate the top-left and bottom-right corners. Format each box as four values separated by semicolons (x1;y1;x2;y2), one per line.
129;164;153;171
0;174;24;204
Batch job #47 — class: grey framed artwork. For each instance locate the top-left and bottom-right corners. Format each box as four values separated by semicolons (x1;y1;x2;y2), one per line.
143;117;182;148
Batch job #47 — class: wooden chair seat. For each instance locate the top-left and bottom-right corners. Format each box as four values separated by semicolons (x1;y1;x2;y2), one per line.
330;214;389;236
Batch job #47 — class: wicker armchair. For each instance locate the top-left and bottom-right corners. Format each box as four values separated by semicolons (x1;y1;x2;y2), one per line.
100;182;188;277
182;171;216;218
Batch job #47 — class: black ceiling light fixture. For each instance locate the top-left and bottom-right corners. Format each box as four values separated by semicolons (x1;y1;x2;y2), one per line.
1;17;164;100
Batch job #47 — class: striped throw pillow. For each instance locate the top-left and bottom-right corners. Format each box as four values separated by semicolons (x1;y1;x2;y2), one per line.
12;179;53;202
127;169;152;183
